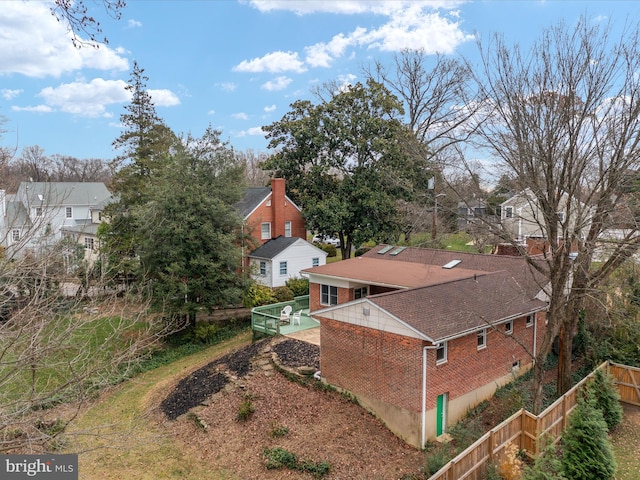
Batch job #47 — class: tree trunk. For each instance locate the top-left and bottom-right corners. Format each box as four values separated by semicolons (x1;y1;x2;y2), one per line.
532;354;546;414
189;310;197;329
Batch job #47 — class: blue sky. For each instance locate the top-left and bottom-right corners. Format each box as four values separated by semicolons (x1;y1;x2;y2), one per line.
1;1;638;161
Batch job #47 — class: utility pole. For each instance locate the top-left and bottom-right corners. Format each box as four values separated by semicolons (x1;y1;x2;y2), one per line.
432;193;446;240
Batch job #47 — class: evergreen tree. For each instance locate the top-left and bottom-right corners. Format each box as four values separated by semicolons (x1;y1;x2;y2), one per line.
561;396;616;480
521;436;567;480
136;127;249;327
583;369;623;432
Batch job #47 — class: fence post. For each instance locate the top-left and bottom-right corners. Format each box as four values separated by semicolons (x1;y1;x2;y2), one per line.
489;430;495;463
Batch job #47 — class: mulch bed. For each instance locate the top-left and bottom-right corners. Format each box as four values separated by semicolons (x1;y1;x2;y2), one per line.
160;338;320;420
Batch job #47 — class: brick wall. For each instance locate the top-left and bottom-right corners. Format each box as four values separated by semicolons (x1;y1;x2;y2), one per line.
320;311;546;413
320;318;424;413
245;178;306;246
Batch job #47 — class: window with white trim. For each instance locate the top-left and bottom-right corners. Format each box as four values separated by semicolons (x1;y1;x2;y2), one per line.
261;222;271;240
505;321;513;335
312;257;319;267
84;237;94;250
279;261;287;275
436;342;447;365
321;284;338;306
12;229;20;242
526;313;534;327
259;261;266;276
505;206;513;218
284;221;292;237
477;328;487;350
65;207;73;218
35;207;43;217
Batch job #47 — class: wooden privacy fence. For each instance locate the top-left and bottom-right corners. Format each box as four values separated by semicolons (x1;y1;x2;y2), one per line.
428;361;640;480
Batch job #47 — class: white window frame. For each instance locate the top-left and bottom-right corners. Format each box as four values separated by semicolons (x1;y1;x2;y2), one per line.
279;261;287;275
312;257;319;267
261;222;271;240
436;342;448;365
284;221;292;237
84;237;94;250
65;207;73;218
35;207;43;217
321;284;338;306
477;328;487;350
505;320;513;335
259;261;266;276
526;313;534;328
11;229;20;242
505;206;513;219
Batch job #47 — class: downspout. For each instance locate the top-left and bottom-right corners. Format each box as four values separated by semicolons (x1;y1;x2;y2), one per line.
422;343;439;448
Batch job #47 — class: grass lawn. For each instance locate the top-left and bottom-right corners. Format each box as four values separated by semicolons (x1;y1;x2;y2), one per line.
611;404;640;480
67;330;253;480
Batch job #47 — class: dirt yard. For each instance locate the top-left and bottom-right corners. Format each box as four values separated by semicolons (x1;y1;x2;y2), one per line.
158;337;425;479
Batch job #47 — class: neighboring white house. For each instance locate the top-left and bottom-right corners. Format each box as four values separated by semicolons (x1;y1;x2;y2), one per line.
248;236;327;288
0;182;112;258
500;188;590;243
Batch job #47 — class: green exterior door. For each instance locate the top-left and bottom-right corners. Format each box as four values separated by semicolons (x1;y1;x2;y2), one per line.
436;393;447;436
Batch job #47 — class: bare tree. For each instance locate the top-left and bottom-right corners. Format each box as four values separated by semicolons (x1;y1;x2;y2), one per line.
473;18;640;411
0;238;173;453
366;51;481;240
16;146;53;182
51;155;113;183
235;149;271;187
51;0;126;47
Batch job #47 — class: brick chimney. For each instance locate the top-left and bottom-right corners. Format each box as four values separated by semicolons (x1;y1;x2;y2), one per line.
271;178;286;238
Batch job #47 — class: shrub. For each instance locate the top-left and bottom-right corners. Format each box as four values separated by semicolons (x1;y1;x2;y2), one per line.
244;284;276;308
273;286;294;303
285;277;309;297
498;442;523;480
354;246;371;257
583;368;623;432
236;397;255;422
521;436;566;480
188;323;219;344
263;447;330;477
561;396;616;480
318;243;337;257
269;422;289;438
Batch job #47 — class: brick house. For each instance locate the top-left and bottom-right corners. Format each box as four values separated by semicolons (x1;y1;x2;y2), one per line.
236;178;306;248
302;245;548;448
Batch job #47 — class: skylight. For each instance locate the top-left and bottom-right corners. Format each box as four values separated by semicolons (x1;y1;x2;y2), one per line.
442;259;462;269
378;245;394;254
389;246;407;256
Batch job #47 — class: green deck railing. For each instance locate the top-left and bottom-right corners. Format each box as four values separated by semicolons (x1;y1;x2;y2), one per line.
251;295;310;336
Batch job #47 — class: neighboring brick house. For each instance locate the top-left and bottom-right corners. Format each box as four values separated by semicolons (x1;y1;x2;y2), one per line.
302;245;548;448
236;178;306;247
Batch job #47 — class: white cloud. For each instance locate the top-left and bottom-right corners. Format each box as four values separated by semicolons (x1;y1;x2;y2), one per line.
246;0;463;16
264;104;277;112
127;19;143;28
148;89;181;107
262;76;292;91
0;2;129;78
37;78;129;117
233;51;306;73
207;109;216;115
249;3;472;71
219;82;238;92
2;89;23;100
236;126;266;137
362;6;474;53
11;105;53;113
232;112;249;120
